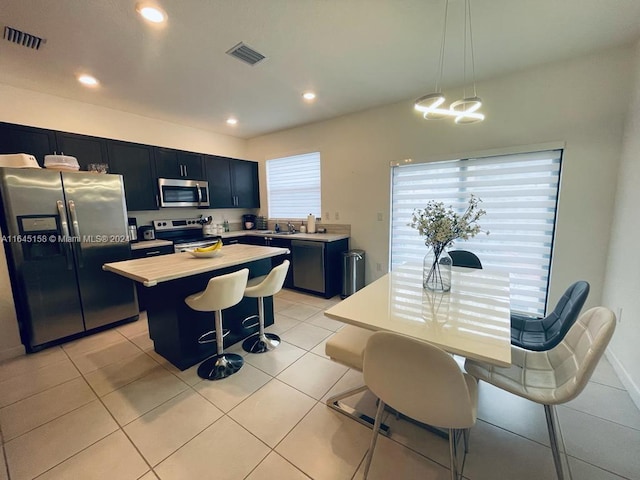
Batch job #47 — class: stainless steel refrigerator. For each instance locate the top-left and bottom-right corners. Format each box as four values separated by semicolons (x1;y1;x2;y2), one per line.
0;167;138;351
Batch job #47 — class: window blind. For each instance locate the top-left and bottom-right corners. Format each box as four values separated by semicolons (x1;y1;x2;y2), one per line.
391;149;562;317
266;152;321;219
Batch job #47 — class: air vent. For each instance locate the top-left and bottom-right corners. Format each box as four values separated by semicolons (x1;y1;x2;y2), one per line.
226;42;266;66
3;26;46;50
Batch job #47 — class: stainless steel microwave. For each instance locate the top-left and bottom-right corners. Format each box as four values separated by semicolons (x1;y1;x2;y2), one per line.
158;178;210;208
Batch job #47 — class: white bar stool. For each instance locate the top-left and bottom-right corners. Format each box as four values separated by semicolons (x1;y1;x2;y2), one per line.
242;260;290;353
185;268;249;380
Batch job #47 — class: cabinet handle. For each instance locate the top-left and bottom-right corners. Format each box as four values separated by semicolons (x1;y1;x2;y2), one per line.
156;195;159;207
179;165;184;176
145;250;161;256
184;165;188;177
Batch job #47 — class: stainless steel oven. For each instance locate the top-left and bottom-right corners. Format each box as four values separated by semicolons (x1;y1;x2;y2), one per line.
157;178;210;208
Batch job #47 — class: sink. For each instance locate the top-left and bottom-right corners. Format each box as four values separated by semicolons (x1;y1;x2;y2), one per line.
275;231;297;235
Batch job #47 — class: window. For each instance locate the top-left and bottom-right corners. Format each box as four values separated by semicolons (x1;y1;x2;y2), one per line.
391;149;562;317
266;152;321;219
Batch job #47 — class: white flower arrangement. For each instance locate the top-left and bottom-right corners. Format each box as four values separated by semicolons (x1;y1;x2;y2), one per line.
409;195;487;258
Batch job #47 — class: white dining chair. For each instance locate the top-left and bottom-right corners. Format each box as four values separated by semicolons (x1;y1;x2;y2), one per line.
465;306;616;480
363;331;478;480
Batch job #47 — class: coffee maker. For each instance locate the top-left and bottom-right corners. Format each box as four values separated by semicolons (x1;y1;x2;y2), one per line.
242;214;257;230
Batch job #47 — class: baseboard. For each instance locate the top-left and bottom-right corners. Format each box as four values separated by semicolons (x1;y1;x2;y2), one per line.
0;344;25;362
606;348;640;411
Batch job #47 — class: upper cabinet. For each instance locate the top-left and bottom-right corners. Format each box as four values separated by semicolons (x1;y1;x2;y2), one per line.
205;156;259;208
107;140;158;211
155;148;205;180
0;122;56;167
54;132;108;171
0;121;260;212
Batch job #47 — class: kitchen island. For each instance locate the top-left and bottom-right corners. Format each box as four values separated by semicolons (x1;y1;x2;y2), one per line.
104;244;289;369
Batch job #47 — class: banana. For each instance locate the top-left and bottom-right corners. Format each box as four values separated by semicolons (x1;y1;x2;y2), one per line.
194;240;222;253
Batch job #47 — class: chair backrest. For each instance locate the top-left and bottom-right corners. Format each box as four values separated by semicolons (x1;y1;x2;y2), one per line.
185;268;249;312
449;250;482;269
363;331;476;429
541;280;590;348
546;306;616;403
244;260;290;298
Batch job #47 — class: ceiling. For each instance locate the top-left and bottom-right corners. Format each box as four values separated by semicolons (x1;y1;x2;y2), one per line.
1;0;639;139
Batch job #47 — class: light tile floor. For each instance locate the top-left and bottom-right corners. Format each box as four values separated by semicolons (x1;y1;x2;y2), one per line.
0;288;638;479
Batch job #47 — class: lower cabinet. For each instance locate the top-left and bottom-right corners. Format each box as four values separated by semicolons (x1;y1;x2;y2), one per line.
130;243;174;311
232;234;347;296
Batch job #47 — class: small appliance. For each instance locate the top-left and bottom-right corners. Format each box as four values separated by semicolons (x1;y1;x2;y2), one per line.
242;214;256;230
128;217;138;242
139;225;155;240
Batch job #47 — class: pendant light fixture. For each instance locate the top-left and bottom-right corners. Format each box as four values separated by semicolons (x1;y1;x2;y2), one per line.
414;0;484;124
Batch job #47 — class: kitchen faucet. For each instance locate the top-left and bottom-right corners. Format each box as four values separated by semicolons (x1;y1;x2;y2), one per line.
287;222;295;233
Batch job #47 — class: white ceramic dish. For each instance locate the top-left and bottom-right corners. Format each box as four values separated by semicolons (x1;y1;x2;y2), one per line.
186;249;222;258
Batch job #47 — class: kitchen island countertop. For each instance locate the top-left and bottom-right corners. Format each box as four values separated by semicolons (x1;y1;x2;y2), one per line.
104;244;289;287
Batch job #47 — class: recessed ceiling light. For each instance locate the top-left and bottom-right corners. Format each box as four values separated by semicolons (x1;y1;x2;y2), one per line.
77;74;99;87
226;118;238;125
136;3;167;23
302;92;316;101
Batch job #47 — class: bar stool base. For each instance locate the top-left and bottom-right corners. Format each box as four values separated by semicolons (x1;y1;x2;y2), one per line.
197;353;244;380
242;333;281;353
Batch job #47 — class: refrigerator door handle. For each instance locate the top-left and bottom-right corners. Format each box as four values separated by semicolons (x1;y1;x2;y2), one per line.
56;200;74;270
67;200;83;268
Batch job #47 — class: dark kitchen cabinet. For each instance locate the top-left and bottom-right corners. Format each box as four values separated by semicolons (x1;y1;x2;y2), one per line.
0;122;55;167
205;155;259;208
155;148;205;180
107;140;158;211
54;132;108;171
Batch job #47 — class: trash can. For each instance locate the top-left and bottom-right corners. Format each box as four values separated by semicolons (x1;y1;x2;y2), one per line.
341;250;365;299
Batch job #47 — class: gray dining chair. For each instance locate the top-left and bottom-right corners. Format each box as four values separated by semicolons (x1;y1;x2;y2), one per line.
449;250;483;269
465;306;616;480
511;281;589;351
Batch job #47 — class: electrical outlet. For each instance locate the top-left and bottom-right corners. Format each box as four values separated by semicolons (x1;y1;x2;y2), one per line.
617;307;623;323
335;212;339;220
377;212;383;221
376;262;382;271
325;211;330;221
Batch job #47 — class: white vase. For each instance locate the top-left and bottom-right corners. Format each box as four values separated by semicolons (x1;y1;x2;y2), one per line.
423;247;452;292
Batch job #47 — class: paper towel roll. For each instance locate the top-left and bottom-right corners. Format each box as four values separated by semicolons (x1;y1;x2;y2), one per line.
307;214;316;233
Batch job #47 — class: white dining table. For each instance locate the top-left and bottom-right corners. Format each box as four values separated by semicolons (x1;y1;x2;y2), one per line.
324;264;512;367
323;264;512;435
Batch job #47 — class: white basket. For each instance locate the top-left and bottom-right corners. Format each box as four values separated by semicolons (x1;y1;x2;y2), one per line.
0;153;41;168
44;154;80;171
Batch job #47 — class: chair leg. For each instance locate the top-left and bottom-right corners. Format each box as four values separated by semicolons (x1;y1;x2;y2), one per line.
449;428;458;480
243;296;281;353
363;398;385;479
544;404;567;480
197;309;243;381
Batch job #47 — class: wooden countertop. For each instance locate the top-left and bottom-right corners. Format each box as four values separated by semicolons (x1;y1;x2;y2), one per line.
104;244;289;287
220;231;349;242
130;239;173;250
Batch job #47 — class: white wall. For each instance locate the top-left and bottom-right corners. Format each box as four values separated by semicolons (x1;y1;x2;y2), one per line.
602;40;640;407
0;84;249;360
248;46;631;323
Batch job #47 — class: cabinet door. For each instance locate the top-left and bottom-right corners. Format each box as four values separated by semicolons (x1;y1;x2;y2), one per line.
231;159;260;208
55;132;108;172
154;148;179;178
107;141;158;211
178;152;204;180
205;155;234;207
0;122;56;167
